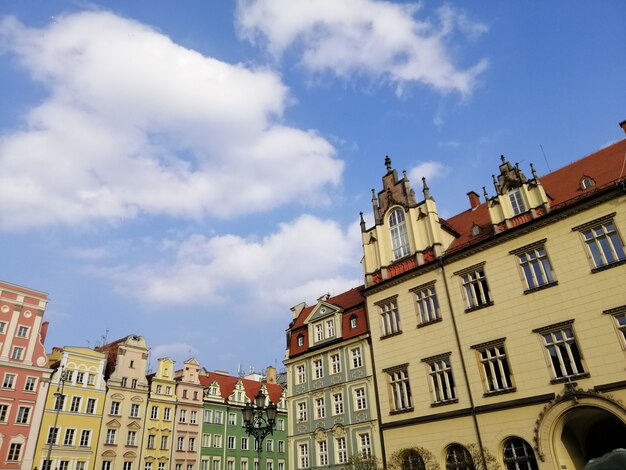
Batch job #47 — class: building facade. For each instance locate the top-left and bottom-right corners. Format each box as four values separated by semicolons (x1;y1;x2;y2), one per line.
142;357;177;470
199;369;288;470
94;335;150;470
0;280;52;470
34;346;107;470
172;358;204;470
360;125;626;469
286;288;382;469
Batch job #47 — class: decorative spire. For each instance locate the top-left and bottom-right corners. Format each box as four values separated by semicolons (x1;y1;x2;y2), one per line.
492;174;499;195
384;155;392;172
530;163;538;180
500;154;506;163
422;177;431;200
359;212;366;232
403;170;407;179
483;186;489;200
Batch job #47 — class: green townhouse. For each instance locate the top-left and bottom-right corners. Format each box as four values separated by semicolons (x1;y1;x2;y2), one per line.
199;368;288;470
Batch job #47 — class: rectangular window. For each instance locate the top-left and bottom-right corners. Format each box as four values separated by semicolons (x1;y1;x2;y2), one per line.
315;323;324;342
79;430;91;446
189;410;197;424
296;365;306;384
512;242;556;291
537;324;586;380
330;353;341;374
213;434;222;448
2;373;15;389
70;396;81;413
266;439;273;452
76;372;85;384
386;365;412;412
123;463;132;470
130;404;140;417
160;436;168;449
16;406;30;424
509;188;526;215
298;443;309;469
315;397;325;419
459;266;492;310
147;435;155;449
24;376;37;392
102;462;112;470
105;429;116;445
580;219;626;269
228;412;236;425
333;392;344;415
189;437;196;451
16;325;29;338
110;401;120;415
165;386;172;395
156;385;162;394
314;359;323;379
54;393;66;410
297;401;307;422
151;406;158;419
47;427;59;445
354;387;367;410
359;433;371;458
59;462;69;470
474;341;514;394
164;407;171;421
63;428;76;446
177;437;185;451
318;440;328;466
276;418;284;431
121;377;127;387
0;404;8;422
379;298;401;337
326;319;335;338
336;437;347;464
412;283;440;324
203;409;212;423
86;398;96;414
179;409;187;423
425;355;456;404
606;307;626;348
278;440;285;453
131;378;137;388
11;347;24;360
241;437;249;450
7;443;21;461
214;410;223;424
127;430;137;446
227;436;236;449
87;374;95;385
76;462;86;470
351;347;363;368
0;322;5;334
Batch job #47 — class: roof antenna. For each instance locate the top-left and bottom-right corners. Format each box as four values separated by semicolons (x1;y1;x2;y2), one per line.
540;145;552;173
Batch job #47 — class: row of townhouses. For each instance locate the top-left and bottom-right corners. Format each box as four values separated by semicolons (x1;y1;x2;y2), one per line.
284;121;626;470
0;287;287;470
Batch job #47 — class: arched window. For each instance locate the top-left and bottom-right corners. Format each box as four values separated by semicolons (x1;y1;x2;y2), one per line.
503;438;538;470
446;444;475;470
389;208;410;259
580;176;595;190
401;449;426;470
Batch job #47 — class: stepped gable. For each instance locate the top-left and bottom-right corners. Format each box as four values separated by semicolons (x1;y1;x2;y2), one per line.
443;139;626;253
199;371;283;404
96;336;127;378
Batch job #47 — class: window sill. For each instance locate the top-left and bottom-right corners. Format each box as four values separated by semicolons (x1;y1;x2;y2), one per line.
591;258;626;273
484;387;516;398
550;373;590;384
390;407;413;415
416;317;442;329
464;302;494;314
431;398;458;407
380;331;403;340
524;281;558;294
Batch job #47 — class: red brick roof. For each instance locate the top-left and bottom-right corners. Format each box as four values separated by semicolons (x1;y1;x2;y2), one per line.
199;372;284;404
443;139;626;253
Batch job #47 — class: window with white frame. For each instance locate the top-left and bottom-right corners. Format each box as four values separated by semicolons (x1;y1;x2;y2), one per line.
298;443;309;469
203;409;212;423
326;319;335;338
76;372;85;384
16;325;29;338
576;216;626;269
241;437;249;450
47;427;59;445
458;265;492;311
315;397;325;419
79;430;91;446
214;410;223;424
2;373;15;389
313;359;323;379
378;297;402;337
10;347;24;360
227;436;236;449
213;434;222;448
389;208;410;259
105;429;116;445
318;440;328;466
0;321;5;334
296;365;306;384
297;335;304;347
160;436;168;449
16;406;30;424
191;410;197;424
535;322;586;381
424;354;456;404
0;404;8;422
151;406;158;419
359;433;372;458
332;392;344;415
276;419;284;431
511;241;556;291
330;353;341;374
509;188;526;215
336;436;347;464
278;440;285;453
412;282;440;324
110;401;120;415
351;347;363;368
266;439;273;452
386;365;412;412
7;443;22;461
127;430;137;446
605;306;626;348
147;435;156;449
63;428;75;446
350;315;358;329
164;407;171;421
472;340;514;394
102;461;112;470
189;437;195;451
83;398;95;414
228;412;236;425
354;387;367;410
130;404;140;418
179;409;187;423
315;323;324;342
88;373;95;385
123;462;132;470
70;396;81;413
202;434;211;447
177;436;185;451
297;401;307;422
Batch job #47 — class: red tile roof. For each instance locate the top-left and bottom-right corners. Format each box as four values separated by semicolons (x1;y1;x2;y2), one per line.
292;285;365;329
199;372;284;404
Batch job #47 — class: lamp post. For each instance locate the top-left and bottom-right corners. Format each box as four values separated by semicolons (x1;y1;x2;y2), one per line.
45;365;66;470
242;391;278;469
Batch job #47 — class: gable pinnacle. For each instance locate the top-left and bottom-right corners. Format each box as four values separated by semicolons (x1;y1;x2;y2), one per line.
422;177;431;200
385;155;392;172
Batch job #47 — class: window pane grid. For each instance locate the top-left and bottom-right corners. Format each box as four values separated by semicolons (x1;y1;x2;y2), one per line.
389;369;412;411
543;328;584;378
415;286;440;323
380;301;401;336
479;346;513;392
519;248;554;289
582;222;626;267
462;270;491;309
428;358;456;403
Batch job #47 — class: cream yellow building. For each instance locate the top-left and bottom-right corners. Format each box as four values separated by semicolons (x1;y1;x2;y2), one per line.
94;335;150;470
142;357;177;470
34;346;107;470
360;125;626;470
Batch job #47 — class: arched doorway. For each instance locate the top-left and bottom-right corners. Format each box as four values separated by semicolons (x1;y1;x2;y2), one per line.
558;406;626;467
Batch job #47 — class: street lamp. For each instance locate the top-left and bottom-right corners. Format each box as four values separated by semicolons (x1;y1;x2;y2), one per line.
44;366;66;470
242;390;278;468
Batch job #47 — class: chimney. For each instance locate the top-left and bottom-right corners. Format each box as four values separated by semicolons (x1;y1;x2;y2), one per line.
265;366;277;384
467;191;481;210
620;120;626;134
40;321;49;344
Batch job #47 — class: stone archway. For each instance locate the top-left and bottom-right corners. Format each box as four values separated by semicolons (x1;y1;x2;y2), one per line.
534;385;626;470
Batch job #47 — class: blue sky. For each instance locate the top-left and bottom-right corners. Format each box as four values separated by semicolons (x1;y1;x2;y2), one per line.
1;0;624;374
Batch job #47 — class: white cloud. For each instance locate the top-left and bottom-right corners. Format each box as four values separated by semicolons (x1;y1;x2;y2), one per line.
237;0;488;95
101;214;361;316
407;161;446;183
0;12;342;230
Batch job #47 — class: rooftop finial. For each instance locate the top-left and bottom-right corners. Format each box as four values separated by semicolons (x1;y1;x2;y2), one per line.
492;174;499;194
385;155;392;172
359;212;366;232
483;186;489;200
403;169;408;180
530;163;538;180
422;177;431;200
500;154;506;163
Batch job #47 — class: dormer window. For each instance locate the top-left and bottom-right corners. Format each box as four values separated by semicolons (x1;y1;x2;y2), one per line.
471;224;481;236
389;208;410;259
509;188;526;216
580;176;595;190
350;315;358;329
297;334;304;347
